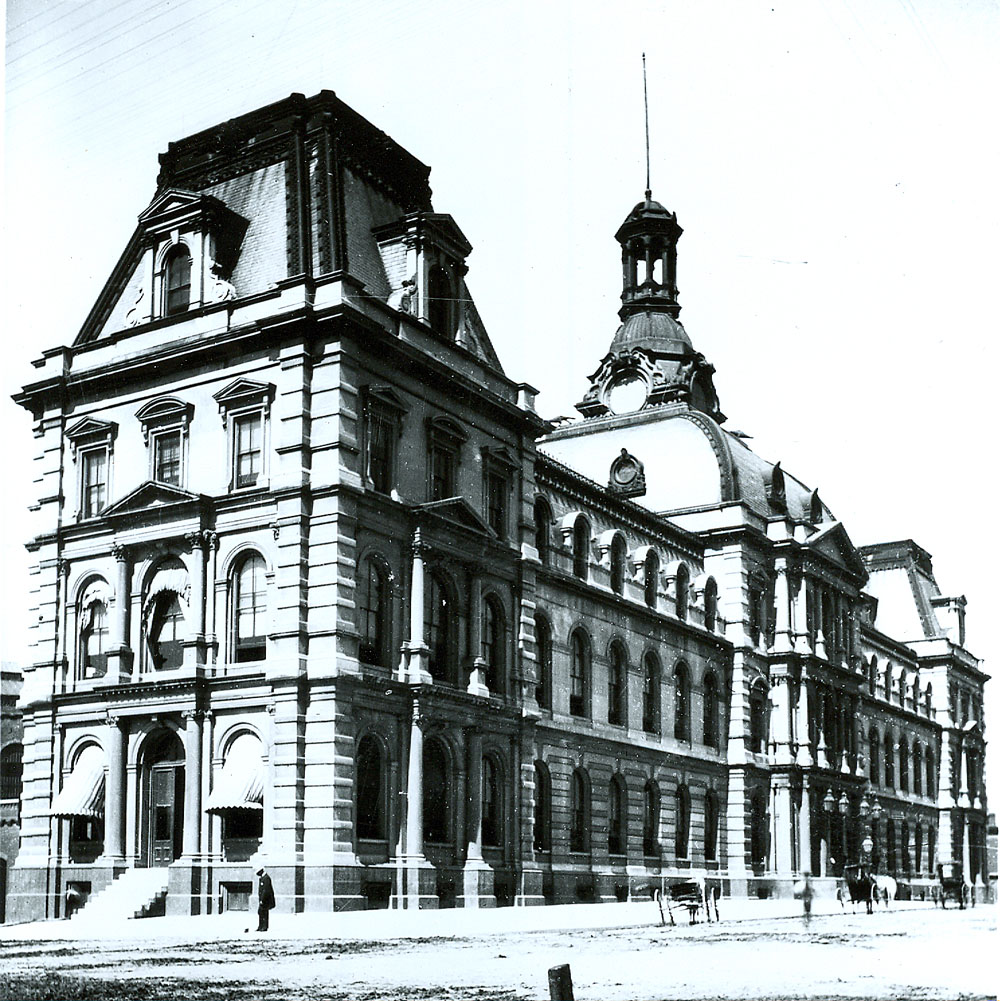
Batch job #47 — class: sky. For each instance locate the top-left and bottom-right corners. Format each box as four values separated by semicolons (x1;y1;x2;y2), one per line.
3;0;999;785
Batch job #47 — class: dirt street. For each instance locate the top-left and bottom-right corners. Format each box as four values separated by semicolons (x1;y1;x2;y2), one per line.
0;904;994;1000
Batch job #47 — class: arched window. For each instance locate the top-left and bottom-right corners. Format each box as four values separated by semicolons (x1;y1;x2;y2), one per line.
608;776;627;855
607;642;627;726
534;614;552;710
482;756;502;847
356;735;385;841
750;792;768;872
164;244;192;316
642;653;660;734
703;673;719;749
749;684;767;754
610;535;627;596
883;663;892;700
869;727;880;785
644;550;659;608
899;741;909;793
883;733;895;788
80;599;109;680
482;595;505;694
913;743;923;796
570;630;589;718
358;556;391;667
534;497;552;566
886;818;897;874
0;743;23;801
572;517;590;579
703;576;718;632
897;670;907;706
642;780;660;856
570;768;589;852
927;826;936;874
901;819;911;873
869;656;878;695
675;563;690;621
233;552;267;663
533;762;551;852
149;592;185;671
426;572;453;682
705;790;719;861
423;739;449;843
427;264;453;336
924;684;933;717
914;824;924;876
925;750;935;798
674;663;691;741
674;784;690;859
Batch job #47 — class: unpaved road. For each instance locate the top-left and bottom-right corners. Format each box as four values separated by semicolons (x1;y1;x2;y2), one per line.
1;905;994;999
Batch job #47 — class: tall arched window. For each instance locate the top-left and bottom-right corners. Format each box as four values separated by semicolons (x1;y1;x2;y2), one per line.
926;749;935;798
914;824;924;876
886;818;897;874
703;576;718;632
233;553;267;663
164;245;192;316
703;673;719;749
883;733;895;788
482;595;505;694
572;517;590;579
482;756;502;847
150;593;185;671
608;776;626;855
642;780;659;856
913;743;923;795
607;642;627;726
570;630;589;718
610;535;627;595
869;656;878;695
356;735;385;841
927;826;936;874
426;573;453;682
897;669;907;706
358;556;391;667
869;727;880;785
644;549;659;608
427;264;453;336
749;684;767;754
750;792;768;872
883;663;892;700
674;784;690;859
534;614;552;710
80;599;109;679
0;743;23;801
423;739;449;843
642;653;660;734
533;762;551;852
898;740;909;793
674;663;691;741
534;497;552;566
924;683;933;716
901;819;911;873
675;563;690;621
570;768;589;852
705;790;719;861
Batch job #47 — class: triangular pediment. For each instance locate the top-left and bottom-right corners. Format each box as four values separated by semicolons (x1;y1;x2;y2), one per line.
806;521;867;579
66;417;117;442
419;497;488;533
138;188;212;225
213;378;274;408
102;481;201;517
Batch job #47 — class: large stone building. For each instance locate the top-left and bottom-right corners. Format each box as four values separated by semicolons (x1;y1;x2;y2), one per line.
6;92;989;922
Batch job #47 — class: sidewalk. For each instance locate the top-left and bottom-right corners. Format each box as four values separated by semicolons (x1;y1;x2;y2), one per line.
0;896;943;944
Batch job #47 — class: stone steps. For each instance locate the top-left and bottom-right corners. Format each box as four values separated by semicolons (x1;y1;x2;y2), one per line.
73;868;170;921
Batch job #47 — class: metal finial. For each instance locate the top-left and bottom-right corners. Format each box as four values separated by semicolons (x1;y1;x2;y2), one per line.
643;52;651;200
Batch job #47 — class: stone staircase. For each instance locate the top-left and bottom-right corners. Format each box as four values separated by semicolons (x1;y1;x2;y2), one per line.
73;868;170;921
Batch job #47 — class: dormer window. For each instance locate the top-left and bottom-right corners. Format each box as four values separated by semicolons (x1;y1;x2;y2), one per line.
427;264;453;336
164;245;192;315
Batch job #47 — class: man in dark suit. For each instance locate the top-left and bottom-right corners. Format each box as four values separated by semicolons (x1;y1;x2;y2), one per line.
256;866;275;931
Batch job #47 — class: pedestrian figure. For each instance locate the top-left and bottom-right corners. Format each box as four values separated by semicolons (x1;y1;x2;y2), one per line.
256;866;275;932
794;871;814;928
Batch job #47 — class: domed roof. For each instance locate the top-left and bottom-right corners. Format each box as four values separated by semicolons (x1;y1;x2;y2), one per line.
610;308;695;357
615;193;682;244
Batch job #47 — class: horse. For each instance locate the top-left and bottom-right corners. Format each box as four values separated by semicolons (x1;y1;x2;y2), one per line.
872;874;897;907
840;864;877;914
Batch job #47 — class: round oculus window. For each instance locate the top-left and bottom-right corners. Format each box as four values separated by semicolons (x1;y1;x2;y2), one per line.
612;455;640;486
606;373;648;414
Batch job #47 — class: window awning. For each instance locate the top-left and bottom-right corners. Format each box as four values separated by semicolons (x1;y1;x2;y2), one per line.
205;734;264;812
49;745;105;818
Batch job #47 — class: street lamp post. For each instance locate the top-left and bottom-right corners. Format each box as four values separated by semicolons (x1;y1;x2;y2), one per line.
823;788;836;877
838;791;849;870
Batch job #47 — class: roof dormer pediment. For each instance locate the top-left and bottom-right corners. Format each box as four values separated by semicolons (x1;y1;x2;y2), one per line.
806;521;867;580
138;188;240;238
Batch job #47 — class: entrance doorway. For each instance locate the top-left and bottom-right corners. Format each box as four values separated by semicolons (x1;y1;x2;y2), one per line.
142;730;185;867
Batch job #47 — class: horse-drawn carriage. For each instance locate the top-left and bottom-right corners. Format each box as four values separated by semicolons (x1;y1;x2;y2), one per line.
838;864;897;913
936;861;972;909
646;878;720;925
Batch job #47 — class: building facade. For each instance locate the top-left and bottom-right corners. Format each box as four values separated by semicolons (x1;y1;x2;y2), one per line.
6;92;988;922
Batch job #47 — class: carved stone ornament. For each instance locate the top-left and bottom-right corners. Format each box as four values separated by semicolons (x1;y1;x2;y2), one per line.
125;286;146;328
207;261;237;303
608;447;647;498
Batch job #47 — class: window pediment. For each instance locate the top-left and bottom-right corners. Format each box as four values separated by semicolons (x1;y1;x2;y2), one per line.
136;397;194;442
364;385;409;416
66;417;117;457
427;414;467;446
482;445;518;471
138;188;247;248
213;379;275;424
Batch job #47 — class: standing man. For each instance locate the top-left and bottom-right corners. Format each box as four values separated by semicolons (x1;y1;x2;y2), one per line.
256;865;275;932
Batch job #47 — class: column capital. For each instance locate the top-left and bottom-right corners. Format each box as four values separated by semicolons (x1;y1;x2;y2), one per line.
111;542;129;563
181;708;207;724
105;711;125;730
202;530;219;550
57;557;71;578
185;530;206;552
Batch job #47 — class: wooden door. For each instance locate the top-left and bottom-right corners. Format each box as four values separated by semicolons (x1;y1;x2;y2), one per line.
149;764;184;866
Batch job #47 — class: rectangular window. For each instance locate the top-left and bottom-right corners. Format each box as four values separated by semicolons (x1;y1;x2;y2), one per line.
81;449;107;518
430;445;456;501
154;431;181;485
234;413;262;488
485;469;508;539
368;408;395;494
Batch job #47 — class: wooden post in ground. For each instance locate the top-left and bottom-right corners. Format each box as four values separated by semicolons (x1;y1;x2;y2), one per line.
548;963;575;1001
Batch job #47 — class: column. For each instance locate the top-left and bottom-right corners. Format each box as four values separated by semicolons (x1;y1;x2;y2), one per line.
770;677;793;765
794;573;812;654
405;703;424;860
795;679;813;767
404;530;431;684
56;559;70;690
815;686;830;769
102;714;126;863
957;743;971;808
106;543;133;681
467;573;488;697
204;532;219;648
772;559;793;653
182;710;203;858
465;728;484;862
799;782;812;874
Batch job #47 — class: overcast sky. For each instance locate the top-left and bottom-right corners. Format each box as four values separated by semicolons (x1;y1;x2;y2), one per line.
4;0;998;781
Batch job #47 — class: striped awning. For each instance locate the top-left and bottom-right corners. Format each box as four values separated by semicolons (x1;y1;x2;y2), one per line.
49;745;105;818
206;734;264;812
